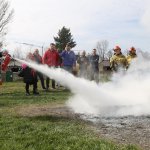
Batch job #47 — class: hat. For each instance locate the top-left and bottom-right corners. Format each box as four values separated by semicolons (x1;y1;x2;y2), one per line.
113;45;121;51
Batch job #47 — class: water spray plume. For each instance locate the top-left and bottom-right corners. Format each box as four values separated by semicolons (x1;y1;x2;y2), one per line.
15;56;150;117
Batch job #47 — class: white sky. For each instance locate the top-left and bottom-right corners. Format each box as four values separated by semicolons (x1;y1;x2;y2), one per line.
5;0;150;54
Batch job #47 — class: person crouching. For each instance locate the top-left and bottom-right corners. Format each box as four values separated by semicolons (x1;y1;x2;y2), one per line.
18;53;39;95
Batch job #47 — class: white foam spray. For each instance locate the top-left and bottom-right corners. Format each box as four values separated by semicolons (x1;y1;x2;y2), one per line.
15;55;150;117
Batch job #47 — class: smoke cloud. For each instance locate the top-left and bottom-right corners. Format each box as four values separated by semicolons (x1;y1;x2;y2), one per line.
16;56;150;117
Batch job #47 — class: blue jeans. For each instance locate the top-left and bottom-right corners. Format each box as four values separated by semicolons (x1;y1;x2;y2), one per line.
63;66;73;73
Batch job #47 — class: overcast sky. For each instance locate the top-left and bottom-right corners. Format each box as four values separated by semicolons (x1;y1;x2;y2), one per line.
5;0;150;54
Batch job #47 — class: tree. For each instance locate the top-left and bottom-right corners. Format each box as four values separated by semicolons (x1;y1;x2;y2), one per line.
54;26;76;52
0;0;14;47
106;50;113;59
96;40;109;61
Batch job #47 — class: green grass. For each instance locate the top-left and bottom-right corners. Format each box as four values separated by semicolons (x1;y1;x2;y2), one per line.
0;82;139;150
0;115;138;150
0;82;69;106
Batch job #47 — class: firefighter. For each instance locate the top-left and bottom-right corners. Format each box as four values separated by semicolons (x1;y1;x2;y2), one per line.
126;47;137;65
110;46;128;72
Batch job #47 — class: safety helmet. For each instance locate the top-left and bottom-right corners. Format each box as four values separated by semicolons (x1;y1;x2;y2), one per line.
113;45;121;51
129;47;136;51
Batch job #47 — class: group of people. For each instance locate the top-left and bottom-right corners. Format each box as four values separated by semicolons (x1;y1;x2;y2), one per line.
1;43;137;96
110;45;137;71
18;42;77;95
77;49;99;82
76;46;137;82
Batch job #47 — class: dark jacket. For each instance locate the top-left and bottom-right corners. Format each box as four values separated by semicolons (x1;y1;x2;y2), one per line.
18;66;38;84
90;54;99;72
0;52;2;57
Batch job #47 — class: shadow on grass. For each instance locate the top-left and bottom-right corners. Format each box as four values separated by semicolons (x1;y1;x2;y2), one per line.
0;103;8;107
0;92;25;96
22;111;84;124
29;115;74;122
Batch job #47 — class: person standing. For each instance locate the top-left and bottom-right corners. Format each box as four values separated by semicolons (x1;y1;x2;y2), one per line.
0;50;11;85
1;50;11;72
110;46;128;72
43;43;59;90
18;53;39;95
60;43;76;73
89;49;99;82
126;47;137;65
77;50;89;78
33;49;46;89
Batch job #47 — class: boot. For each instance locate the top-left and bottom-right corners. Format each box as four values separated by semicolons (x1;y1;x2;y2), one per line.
26;88;30;96
26;91;30;96
33;89;39;95
33;91;39;95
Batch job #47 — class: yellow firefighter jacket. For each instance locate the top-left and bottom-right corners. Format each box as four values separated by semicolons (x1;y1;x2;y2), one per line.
110;53;128;71
126;53;137;64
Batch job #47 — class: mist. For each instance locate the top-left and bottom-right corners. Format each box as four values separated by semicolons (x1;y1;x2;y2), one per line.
141;1;150;31
15;55;150;117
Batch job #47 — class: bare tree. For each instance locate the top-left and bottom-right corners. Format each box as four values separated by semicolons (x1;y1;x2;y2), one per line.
106;50;113;59
96;40;109;61
0;0;14;46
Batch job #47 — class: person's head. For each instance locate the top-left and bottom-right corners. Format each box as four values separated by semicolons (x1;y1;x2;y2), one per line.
113;46;121;55
50;43;56;50
82;50;86;56
129;46;136;54
26;52;33;60
34;49;39;55
65;43;71;51
92;49;97;55
2;50;8;56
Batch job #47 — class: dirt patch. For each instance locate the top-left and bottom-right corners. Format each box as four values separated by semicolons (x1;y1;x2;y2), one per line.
16;105;150;150
91;116;150;150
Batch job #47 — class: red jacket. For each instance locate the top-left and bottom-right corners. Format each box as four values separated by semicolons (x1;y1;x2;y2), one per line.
43;49;59;67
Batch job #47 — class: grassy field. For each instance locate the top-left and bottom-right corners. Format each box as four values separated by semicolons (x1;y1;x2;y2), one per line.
0;81;139;150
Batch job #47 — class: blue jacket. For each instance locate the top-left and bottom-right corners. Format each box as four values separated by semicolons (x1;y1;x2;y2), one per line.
60;50;76;67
